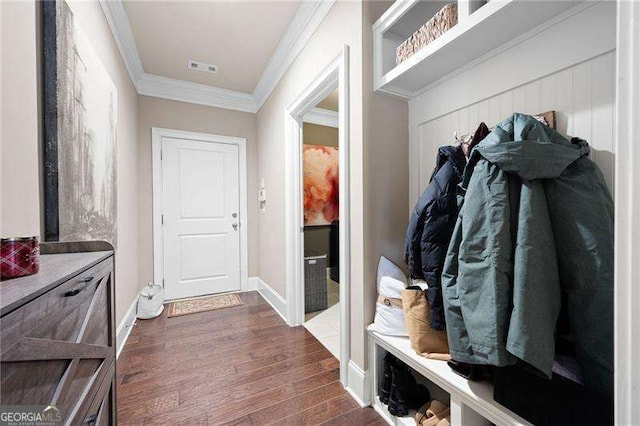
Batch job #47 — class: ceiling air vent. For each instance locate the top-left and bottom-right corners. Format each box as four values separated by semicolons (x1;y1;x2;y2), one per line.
187;60;218;74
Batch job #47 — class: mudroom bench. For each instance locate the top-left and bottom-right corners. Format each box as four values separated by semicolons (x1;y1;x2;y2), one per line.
367;325;531;426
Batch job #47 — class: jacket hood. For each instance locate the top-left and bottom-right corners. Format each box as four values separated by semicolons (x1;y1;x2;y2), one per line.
469;113;590;181
437;145;466;179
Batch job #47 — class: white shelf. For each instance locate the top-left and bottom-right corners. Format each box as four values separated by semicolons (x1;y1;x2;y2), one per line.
368;326;531;426
372;395;417;426
372;0;590;99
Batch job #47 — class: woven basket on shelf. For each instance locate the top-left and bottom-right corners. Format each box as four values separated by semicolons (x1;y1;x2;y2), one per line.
396;3;458;64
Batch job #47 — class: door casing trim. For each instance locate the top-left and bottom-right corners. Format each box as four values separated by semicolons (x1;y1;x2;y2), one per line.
284;46;351;386
614;0;640;421
151;127;249;296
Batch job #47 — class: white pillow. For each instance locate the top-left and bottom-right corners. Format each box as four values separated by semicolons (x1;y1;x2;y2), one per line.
371;256;408;336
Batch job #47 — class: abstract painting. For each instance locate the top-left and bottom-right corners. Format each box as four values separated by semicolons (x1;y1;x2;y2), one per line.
303;145;339;226
43;0;117;245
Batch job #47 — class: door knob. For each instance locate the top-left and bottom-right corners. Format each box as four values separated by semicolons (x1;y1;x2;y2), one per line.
232;223;238;230
232;212;238;218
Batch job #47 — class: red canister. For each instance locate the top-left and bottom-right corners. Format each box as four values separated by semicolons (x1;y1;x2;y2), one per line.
1;237;40;280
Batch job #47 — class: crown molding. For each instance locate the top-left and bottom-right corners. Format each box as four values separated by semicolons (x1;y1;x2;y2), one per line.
303;107;338;128
253;0;337;110
100;0;336;114
137;73;258;113
99;0;144;88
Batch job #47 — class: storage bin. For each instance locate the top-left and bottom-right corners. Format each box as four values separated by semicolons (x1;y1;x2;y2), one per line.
396;3;458;64
304;251;327;313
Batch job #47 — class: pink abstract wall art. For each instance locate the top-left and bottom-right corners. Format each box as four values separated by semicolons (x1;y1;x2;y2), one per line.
303;145;339;226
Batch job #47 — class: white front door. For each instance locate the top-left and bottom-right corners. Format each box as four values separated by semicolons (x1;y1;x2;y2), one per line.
161;136;241;300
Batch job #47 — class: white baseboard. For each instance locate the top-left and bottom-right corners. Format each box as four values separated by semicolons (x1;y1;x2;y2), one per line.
255;277;288;324
247;276;259;291
346;360;371;407
116;297;138;359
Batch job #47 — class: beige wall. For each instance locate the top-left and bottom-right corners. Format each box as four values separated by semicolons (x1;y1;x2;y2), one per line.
1;1;41;237
136;95;259;285
304;227;331;261
360;0;409;368
303;122;338;148
0;0;141;327
257;0;368;367
362;0;408;262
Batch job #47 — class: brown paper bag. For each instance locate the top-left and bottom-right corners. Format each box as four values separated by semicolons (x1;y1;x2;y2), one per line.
401;289;451;361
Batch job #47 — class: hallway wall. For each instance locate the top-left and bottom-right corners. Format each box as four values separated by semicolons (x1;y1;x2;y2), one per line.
361;0;409;369
256;0;367;366
255;0;410;372
0;1;41;238
0;0;141;327
136;95;259;285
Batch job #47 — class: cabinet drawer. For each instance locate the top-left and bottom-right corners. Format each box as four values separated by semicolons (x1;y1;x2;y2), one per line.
0;257;114;422
80;363;115;426
1;258;113;350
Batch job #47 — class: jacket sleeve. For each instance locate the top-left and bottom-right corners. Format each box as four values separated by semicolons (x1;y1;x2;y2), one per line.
405;165;443;280
404;205;424;280
419;172;458;331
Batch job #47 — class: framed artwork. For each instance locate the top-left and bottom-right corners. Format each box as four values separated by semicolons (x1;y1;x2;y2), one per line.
303;145;339;226
43;0;118;245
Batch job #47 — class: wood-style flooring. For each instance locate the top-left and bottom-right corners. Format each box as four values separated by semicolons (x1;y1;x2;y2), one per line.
116;291;385;425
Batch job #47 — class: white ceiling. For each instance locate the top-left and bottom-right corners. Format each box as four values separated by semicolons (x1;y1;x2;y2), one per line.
123;1;301;93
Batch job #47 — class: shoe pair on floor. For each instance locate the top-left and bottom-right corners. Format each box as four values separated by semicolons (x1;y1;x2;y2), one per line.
379;354;431;416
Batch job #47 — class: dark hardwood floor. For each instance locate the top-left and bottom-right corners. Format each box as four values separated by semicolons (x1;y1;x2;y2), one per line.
116;291;385;425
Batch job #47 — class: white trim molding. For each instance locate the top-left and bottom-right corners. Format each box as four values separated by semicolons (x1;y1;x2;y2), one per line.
284;47;351;386
138;73;257;113
255;277;288;324
253;0;336;109
99;0;144;88
303;107;339;128
614;0;640;423
99;0;335;113
151;128;250;295
116;296;138;359
346;360;371;407
247;276;259;292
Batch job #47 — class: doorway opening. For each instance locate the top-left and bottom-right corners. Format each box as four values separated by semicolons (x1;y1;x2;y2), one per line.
301;88;341;359
284;47;350;385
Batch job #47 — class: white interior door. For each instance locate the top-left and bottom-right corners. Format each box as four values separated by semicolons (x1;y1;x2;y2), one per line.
161;136;241;300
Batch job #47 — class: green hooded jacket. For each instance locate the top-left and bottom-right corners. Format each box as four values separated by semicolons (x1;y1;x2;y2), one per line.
442;113;613;398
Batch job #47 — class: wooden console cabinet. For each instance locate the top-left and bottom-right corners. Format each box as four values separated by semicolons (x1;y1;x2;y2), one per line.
1;242;116;425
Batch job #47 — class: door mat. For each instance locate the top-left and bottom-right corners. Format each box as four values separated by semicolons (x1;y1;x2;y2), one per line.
167;293;243;318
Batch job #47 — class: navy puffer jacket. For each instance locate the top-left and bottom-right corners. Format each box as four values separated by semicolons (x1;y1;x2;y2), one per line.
404;145;466;330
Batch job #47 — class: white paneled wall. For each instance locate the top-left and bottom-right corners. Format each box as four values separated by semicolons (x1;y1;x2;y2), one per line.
411;50;615;208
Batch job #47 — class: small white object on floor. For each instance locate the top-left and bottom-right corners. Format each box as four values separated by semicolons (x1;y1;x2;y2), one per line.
137;282;164;319
304;302;340;360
